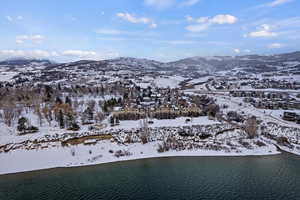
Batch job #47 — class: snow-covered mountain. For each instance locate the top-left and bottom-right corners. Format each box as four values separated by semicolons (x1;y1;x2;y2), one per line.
1;51;300;76
168;51;300;74
0;58;53;67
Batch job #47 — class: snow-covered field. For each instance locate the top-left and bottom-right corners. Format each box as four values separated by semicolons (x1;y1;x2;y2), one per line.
107;116;219;131
0;72;19;82
0;140;280;175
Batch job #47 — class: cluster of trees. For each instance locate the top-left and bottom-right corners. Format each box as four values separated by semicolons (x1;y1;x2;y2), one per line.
0;82;127;132
17;117;39;135
110;116;120;126
102;98;122;113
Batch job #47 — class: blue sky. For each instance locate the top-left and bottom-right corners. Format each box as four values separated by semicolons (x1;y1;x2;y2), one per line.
0;0;299;62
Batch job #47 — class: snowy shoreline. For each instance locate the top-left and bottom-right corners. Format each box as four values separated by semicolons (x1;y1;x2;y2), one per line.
0;141;281;175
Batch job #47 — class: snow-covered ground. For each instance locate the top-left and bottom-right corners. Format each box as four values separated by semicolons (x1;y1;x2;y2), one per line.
107;116;219;131
0;72;19;82
0;140;280;175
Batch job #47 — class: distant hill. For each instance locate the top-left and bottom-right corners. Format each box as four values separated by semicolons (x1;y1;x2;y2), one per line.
1;51;300;75
0;58;53;67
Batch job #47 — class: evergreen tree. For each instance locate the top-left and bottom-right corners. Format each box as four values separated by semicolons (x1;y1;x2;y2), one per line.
86;107;93;120
65;112;74;128
56;97;63;104
65;96;72;106
81;107;94;124
45;92;52;102
102;101;108;113
110;116;115;126
115;116;120;125
17;117;28;133
70;122;80;131
58;110;65;129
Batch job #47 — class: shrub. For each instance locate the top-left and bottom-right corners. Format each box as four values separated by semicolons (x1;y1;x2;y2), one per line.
68;123;80;131
254;140;266;147
277;137;290;146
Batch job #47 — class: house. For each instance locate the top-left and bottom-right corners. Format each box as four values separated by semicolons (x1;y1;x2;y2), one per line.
283;112;299;122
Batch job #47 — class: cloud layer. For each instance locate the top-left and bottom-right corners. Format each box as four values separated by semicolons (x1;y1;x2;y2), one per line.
16;35;46;44
0;50;119;60
186;14;238;32
117;13;157;28
245;24;278;38
267;0;294;7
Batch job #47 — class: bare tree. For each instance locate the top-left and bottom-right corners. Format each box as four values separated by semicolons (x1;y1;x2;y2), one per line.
244;116;258;139
95;112;105;124
42;106;52;126
140;118;149;144
35;105;43;127
3;107;15;127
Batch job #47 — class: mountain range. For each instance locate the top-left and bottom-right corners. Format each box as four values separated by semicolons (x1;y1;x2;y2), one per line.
1;51;300;75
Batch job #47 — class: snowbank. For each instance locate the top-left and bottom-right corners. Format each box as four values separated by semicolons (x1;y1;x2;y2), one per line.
0;140;280;175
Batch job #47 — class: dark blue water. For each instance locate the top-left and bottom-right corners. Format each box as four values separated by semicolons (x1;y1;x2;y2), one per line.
0;153;300;200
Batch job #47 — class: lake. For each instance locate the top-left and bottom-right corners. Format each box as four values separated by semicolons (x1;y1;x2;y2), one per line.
0;153;300;200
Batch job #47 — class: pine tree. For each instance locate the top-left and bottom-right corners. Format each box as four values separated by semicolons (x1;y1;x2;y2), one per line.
65;96;72;106
103;101;108;113
58;110;65;129
17;117;28;133
115;116;120;125
86;107;93;121
56;97;63;104
65;112;74;128
110;116;115;126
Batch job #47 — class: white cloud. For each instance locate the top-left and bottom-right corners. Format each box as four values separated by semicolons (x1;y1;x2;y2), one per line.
186;24;209;32
234;49;241;53
0;50;24;57
267;43;285;48
97;37;127;41
150;23;158;28
245;24;278;38
185;15;194;22
181;0;200;6
167;40;197;45
248;30;277;37
144;0;199;9
144;0;175;9
185;14;237;32
209;15;237;24
61;50;97;58
116;12;157;28
187;14;237;24
15;40;24;44
0;49;119;61
96;28;122;35
5;15;23;22
267;0;294;7
117;13;150;24
16;35;46;44
6;16;13;22
233;49;252;54
0;50;53;59
61;50;119;60
195;17;210;23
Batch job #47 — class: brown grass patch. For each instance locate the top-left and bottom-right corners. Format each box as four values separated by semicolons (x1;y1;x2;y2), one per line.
61;134;113;146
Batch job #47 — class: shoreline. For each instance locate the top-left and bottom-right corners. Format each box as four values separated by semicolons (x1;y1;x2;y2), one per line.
0;141;283;176
1;152;284;177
